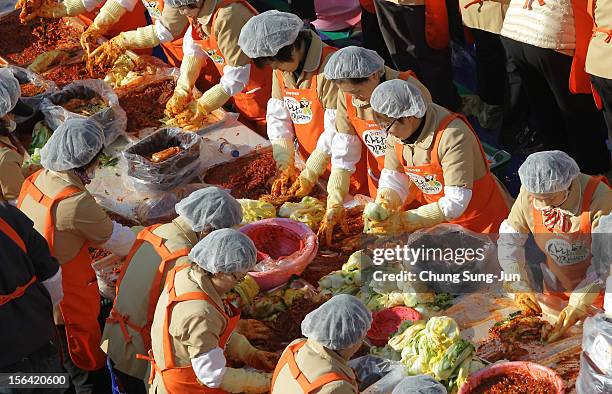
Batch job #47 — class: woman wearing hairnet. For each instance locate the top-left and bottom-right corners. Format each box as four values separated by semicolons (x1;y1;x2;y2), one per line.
102;187;267;393
159;0;272;135
363;79;510;235
271;294;372;393
0;69;32;204
148;229;276;393
17;117;136;391
317;46;431;245
238;10;341;198
498;151;612;342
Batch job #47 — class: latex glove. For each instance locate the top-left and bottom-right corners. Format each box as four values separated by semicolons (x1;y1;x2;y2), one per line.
235;319;272;341
81;0;127;54
220;368;271;393
286;175;314;199
365;202;445;235
165;89;192;117
514;291;542;315
244;351;280;372
271;138;294;172
362;188;402;224
17;0;82;22
546;305;586;342
195;84;231;115
317;206;349;247
89;34;127;69
296;149;330;194
270;166;297;197
232;275;260;306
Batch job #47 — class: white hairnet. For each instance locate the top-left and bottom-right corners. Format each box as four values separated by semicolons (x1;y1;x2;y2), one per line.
175;187;243;232
188;228;257;274
391;376;447;394
301;294;372;350
40;118;104;172
164;0;197;9
324;46;385;80
238;10;304;58
0;68;21;117
518;150;580;194
370;79;427;119
592;214;612;279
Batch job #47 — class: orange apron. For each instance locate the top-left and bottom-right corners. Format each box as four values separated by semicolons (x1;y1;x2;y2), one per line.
270;340;353;394
532;176;608;306
138;0;187;67
346;70;419;198
106;224;190;355
190;0;271;134
360;0;376;13
394;113;509;233
0;217;38;306
78;0;149;46
17;170;106;371
276;46;338;161
424;0;450;50
147;264;240;393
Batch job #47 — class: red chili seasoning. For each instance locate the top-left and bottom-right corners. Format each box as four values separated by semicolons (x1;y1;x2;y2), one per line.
117;79;176;134
43;62;106;88
473;371;555;394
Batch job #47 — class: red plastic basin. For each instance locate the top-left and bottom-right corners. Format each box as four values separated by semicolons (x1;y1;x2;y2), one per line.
366;306;422;347
239;218;318;291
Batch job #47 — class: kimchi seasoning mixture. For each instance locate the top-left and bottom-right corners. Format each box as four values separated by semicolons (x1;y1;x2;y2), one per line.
117;79;176;134
473;371;555;394
0;14;80;66
43;63;106;87
89;248;112;262
204;150;277;199
20;82;46;97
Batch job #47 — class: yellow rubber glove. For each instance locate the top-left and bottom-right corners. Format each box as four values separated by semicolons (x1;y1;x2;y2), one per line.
89;33;127;68
18;0;85;22
116;24;160;49
546;282;602;342
165;55;203;116
366;202;445;235
220;368;271;393
191;84;231;119
503;280;541;315
317;168;351;246
232;274;260;306
271;138;294;172
292;148;330;198
81;0;127;54
363;188;403;232
225;332;278;371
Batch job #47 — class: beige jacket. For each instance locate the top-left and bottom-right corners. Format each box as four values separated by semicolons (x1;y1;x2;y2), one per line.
194;0;254;67
101;217;198;380
159;5;189;39
271;339;358;394
150;264;245;394
586;0;612;78
0;136;24;201
271;31;339;111
459;0;510;35
507;174;612;234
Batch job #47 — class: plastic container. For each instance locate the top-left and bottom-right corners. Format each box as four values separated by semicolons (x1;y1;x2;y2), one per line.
239;218;318;291
217;138;240;158
366;306;422;347
458;361;565;394
482;141;511;171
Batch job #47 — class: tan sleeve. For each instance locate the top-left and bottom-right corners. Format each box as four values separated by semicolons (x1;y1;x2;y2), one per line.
589;182;612;230
0;150;24;201
437;120;476;188
383;134;401;171
57;192;114;245
170;301;226;358
213;3;253;67
507;186;532;233
318;381;358;394
272;71;283;100
317;74;338;110
335;94;357;136
160;6;189;38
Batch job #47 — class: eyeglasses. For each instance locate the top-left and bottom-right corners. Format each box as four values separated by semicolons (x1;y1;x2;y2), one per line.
383;118;398;133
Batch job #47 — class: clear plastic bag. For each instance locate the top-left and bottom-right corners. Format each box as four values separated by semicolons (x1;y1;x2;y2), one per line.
134;183;209;226
6;65;57;119
40;79;127;145
404;224;496;293
576;352;612;394
348;355;407;393
122;127;203;192
581;314;612;376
